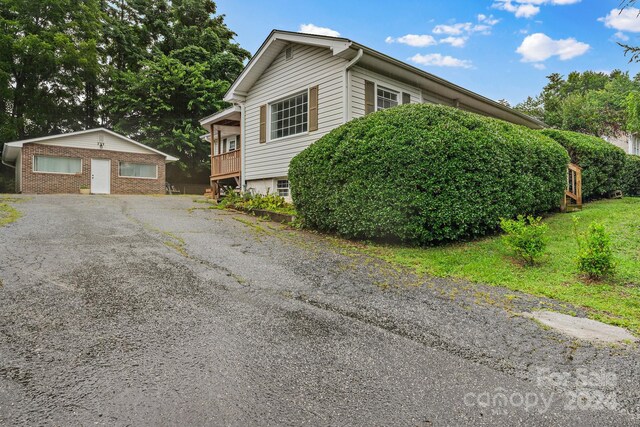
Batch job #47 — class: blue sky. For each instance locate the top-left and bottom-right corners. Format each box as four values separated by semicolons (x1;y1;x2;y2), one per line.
215;0;640;105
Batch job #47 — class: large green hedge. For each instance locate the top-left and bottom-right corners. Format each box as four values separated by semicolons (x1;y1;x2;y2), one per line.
540;129;627;200
289;104;569;244
623;154;640;196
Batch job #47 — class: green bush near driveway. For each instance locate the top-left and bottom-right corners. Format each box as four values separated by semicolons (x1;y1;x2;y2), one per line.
540;129;627;200
623;154;640;196
290;104;569;245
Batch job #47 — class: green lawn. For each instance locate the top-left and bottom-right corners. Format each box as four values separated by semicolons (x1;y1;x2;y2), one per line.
364;198;640;335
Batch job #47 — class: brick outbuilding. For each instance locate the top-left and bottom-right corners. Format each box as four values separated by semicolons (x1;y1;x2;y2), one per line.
1;128;178;194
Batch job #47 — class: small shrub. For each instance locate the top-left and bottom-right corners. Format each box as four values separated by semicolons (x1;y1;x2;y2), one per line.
243;192;294;214
289;104;569;245
622;154;640;196
574;219;615;280
218;187;243;208
217;188;296;215
500;215;549;266
540;129;627;200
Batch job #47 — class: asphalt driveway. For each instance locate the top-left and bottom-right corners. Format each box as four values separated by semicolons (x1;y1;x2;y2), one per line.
0;195;638;426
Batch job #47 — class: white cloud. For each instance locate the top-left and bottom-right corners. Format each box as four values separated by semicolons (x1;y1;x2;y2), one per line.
440;36;468;47
615;31;630;42
493;1;540;18
410;53;473;68
493;0;581;19
478;14;501;26
599;8;640;33
533;63;546;70
516;32;590;63
298;24;340;37
385;34;437;47
433;23;473;35
389;15;498;50
430;14;499;46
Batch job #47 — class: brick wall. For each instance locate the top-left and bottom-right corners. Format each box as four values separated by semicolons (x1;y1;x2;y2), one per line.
21;144;166;194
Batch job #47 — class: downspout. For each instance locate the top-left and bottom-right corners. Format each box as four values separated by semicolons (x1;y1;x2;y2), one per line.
2;151;18;194
240;102;247;191
343;48;364;123
1;159;15;169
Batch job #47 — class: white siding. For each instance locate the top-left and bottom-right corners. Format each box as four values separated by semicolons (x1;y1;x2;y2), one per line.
602;134;631;153
244;44;347;181
350;66;421;119
246;177;292;202
38;131;152;154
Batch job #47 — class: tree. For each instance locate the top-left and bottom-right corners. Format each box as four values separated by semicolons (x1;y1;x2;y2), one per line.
540;73;565;127
626;91;640;134
0;0;103;190
0;0;102;139
514;96;544;121
105;0;250;182
518;70;640;137
619;1;640;62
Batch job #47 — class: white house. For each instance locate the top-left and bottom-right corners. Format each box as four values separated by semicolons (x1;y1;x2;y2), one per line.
200;30;544;199
602;133;640;156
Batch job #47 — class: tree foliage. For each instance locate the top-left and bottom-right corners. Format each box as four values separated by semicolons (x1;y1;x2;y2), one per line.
0;0;103;140
619;1;640;62
519;70;640;138
104;0;249;181
0;0;249;189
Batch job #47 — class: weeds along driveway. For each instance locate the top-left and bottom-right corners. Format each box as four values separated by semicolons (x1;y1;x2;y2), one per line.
0;195;638;426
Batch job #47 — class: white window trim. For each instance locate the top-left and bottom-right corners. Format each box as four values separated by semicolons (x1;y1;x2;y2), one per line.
267;88;310;143
117;161;158;180
32;155;82;175
276;178;290;197
631;135;640;155
227;136;237;152
375;84;400;111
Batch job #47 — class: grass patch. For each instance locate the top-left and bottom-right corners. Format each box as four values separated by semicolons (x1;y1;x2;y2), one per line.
363;198;640;334
0;201;21;227
232;216;268;234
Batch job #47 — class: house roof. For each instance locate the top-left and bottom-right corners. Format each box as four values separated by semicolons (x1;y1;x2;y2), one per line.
1;128;178;166
199;105;242;129
223;30;545;129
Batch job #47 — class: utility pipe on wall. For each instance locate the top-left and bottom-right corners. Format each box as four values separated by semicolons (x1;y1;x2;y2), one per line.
343;48;363;123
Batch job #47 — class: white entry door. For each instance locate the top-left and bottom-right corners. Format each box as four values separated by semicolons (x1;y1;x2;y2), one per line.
90;159;111;194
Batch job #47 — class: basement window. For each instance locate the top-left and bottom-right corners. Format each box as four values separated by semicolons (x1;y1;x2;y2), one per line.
277;179;289;197
33;155;81;174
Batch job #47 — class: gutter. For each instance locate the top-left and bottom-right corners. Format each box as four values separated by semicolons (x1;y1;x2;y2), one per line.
343;48;364;123
1;159;15;169
1;149;15;169
350;42;545;129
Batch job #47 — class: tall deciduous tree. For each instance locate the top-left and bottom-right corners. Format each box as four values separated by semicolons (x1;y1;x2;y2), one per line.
0;0;102;139
105;0;249;182
0;0;102;190
519;70;640;138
